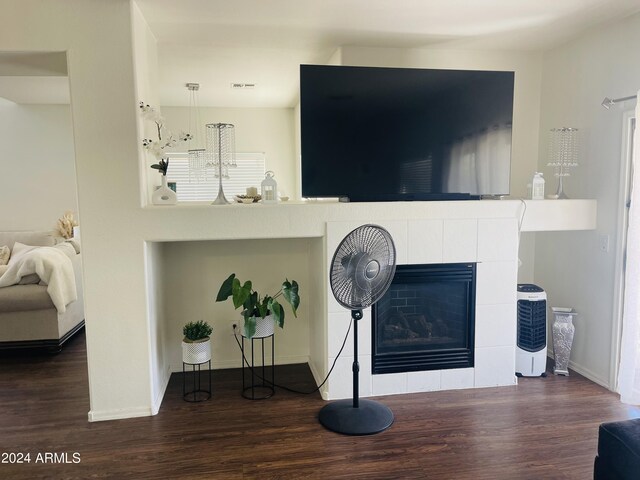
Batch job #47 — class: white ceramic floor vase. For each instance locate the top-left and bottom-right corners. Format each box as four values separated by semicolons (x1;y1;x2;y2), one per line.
182;338;211;364
551;308;576;376
242;314;275;338
152;175;177;205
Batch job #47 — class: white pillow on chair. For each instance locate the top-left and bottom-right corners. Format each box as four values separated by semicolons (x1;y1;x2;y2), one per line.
8;242;39;266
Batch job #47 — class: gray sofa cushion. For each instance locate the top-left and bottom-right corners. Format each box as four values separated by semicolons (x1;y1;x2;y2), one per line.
0;284;54;313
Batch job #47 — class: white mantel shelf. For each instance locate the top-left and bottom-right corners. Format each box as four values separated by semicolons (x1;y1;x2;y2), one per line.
141;199;596;242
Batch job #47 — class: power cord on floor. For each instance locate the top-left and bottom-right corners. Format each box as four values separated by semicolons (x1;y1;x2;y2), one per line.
232;317;353;395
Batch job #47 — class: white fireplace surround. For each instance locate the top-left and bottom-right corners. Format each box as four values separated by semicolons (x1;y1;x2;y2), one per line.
146;199;595;416
274;200;596;400
320;217;519;400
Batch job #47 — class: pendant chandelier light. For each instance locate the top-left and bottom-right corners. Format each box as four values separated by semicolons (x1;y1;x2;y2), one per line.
186;82;210;182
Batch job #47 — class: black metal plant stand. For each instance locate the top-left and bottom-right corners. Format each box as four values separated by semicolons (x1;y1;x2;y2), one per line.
241;334;275;400
182;360;212;402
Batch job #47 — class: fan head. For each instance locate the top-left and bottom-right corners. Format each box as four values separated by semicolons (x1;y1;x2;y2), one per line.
330;224;397;310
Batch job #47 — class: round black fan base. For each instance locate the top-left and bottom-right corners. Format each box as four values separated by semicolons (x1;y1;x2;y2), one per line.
319;399;394;435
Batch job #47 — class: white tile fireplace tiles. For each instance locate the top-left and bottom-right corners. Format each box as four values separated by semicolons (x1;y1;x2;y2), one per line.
440;368;475;390
326;220;409;266
372;372;408;396
326;354;372;400
407;219;444;264
474;346;517;388
477;218;519;261
327;279;343;313
327;309;372;358
407;370;442;393
476;261;518;305
443;219;478;262
475;303;517;348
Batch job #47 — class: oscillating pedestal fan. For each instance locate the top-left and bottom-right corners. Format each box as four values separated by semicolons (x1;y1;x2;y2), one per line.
319;224;397;435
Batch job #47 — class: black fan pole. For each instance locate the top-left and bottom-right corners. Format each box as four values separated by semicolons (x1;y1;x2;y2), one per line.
318;308;394;435
319;224;395;435
352;309;362;408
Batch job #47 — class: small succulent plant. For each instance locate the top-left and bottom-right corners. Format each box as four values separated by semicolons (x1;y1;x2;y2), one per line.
183;320;213;342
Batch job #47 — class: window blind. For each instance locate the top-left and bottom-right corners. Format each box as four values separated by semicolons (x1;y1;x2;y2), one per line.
165;152;266;202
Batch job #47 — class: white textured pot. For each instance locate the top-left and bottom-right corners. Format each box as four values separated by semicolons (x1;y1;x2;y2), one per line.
182;337;211;364
242;314;275;339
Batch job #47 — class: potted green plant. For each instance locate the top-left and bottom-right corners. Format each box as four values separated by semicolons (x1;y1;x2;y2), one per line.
182;320;213;364
216;273;300;339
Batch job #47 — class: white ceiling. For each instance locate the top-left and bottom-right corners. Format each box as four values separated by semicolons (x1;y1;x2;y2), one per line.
1;2;638;106
0;52;69;105
0;76;70;104
137;0;640;108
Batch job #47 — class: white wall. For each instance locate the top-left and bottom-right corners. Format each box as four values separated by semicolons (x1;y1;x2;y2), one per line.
132;1;161;204
132;0;168;416
162;106;296;198
0;104;78;231
161;238;311;370
535;12;640;388
307;236;327;394
145;241;169;414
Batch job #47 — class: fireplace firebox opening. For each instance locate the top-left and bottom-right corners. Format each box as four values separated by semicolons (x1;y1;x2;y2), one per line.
372;263;476;374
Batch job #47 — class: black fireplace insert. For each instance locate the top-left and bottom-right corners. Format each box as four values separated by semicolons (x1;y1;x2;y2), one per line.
372;263;476;374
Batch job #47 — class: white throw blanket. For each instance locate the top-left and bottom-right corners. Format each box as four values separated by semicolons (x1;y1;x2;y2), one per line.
0;245;77;313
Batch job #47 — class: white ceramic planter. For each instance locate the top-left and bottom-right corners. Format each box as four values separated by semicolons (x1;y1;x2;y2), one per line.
241;314;275;338
182;337;211;364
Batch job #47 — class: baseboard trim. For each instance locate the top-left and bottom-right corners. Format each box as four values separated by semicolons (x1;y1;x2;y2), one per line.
546;352;611;390
88;405;154;422
566;360;611;389
308;360;328;400
151;364;171;416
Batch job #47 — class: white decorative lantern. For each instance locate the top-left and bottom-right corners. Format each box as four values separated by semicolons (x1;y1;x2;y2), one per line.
261;171;278;204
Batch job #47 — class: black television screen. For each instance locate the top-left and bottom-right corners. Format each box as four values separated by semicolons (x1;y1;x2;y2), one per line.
300;65;514;201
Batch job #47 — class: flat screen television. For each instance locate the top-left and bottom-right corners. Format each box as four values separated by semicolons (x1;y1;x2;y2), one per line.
300;65;515;201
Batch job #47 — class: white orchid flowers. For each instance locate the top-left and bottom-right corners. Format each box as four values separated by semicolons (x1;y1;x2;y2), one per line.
139;101;191;161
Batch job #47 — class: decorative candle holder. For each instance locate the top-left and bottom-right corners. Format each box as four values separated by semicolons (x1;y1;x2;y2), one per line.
547;127;579;199
206;123;237;205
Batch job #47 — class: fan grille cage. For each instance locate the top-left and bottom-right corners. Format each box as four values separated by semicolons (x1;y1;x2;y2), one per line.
330;224;397;310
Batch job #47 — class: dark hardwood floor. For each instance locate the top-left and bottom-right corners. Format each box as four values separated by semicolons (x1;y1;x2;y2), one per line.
1;330;638;479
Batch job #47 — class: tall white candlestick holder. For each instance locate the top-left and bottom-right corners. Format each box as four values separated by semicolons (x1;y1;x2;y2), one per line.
206;123;237;205
547;127;579;199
